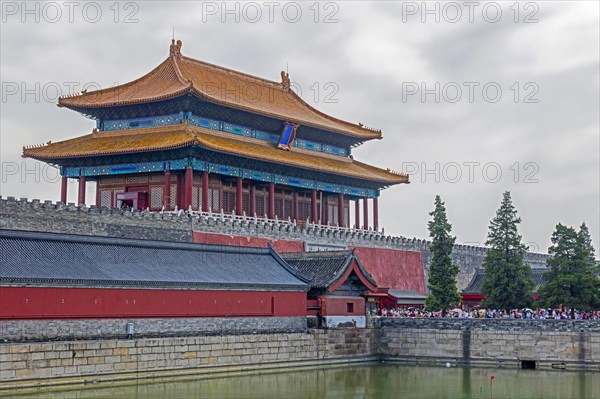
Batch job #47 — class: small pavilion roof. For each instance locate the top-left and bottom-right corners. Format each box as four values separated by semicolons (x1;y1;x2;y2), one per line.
58;40;382;141
23;124;409;185
0;229;308;291
280;250;379;291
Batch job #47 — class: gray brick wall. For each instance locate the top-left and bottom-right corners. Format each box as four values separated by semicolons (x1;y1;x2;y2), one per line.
0;317;307;342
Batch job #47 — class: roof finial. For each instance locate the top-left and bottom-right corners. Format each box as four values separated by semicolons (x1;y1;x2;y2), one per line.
280;71;291;91
170;38;182;58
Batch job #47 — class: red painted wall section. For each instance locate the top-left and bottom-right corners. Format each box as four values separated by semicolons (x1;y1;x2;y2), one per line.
319;296;365;317
192;232;304;253
351;247;426;295
0;287;306;320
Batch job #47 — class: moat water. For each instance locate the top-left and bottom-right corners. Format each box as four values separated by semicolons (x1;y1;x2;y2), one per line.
8;363;600;399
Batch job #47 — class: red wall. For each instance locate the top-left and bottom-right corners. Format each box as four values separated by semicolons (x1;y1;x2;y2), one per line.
192;233;426;295
0;287;306;320
192;232;304;253
351;247;426;295
320;296;365;317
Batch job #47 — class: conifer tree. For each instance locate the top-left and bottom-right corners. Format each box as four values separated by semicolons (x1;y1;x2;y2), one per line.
538;222;600;314
425;195;460;314
481;191;534;309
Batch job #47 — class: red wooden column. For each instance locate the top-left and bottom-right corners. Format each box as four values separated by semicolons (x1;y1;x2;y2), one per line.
373;197;379;231
321;194;328;225
337;193;345;227
311;190;318;223
363;197;369;230
354;199;360;229
268;182;275;219
249;184;256;216
163;171;171;210
184;167;193;210
60;176;68;204
236;177;243;215
176;174;184;209
201;171;209;212
292;191;298;222
77;177;86;205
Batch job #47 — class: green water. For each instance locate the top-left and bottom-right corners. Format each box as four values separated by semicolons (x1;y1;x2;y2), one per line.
8;364;600;399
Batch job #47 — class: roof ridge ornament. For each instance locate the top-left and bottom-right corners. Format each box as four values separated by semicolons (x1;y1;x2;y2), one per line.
280;71;291;91
170;39;182;58
386;168;409;178
358;123;382;133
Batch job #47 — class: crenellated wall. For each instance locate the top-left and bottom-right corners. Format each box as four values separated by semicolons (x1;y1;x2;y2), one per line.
0;197;550;292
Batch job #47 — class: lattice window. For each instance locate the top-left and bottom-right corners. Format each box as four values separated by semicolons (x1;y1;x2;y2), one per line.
223;191;235;213
99;190;112;208
197;187;203;210
298;201;311;221
170;185;177;209
192;187;200;210
100;176;126;185
114;188;125;209
150;186;163;209
209;188;220;211
284;199;292;219
127;174;148;183
149;173;164;183
329;203;338;225
274;196;283;219
256;194;265;217
242;192;250;215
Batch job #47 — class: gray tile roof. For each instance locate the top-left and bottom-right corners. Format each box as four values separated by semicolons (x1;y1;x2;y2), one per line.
388;289;426;299
462;268;547;295
388;289;426;305
0;230;308;291
280;250;378;290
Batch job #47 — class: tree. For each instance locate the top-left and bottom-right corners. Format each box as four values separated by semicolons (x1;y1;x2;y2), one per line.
481;191;534;309
537;222;600;314
425;195;460;314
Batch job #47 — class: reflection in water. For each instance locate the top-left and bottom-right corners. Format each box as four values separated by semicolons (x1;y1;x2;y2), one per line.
7;364;600;399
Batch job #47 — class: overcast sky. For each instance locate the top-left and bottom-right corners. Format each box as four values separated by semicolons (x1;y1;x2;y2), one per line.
1;1;598;254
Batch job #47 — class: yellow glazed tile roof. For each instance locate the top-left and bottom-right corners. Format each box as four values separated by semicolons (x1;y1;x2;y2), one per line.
23;124;408;185
58;40;382;140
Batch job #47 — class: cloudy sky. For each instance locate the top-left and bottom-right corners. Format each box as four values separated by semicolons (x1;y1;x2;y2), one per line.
1;1;598;253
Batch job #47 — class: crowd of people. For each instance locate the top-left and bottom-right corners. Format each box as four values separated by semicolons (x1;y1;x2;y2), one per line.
379;307;600;320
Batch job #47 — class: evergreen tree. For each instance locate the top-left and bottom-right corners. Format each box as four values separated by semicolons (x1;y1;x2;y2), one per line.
538;222;600;314
425;195;460;314
481;191;534;309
